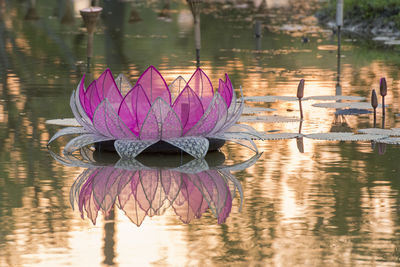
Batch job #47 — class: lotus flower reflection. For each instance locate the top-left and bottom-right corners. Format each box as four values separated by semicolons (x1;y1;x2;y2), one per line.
71;166;240;225
49;66;262;158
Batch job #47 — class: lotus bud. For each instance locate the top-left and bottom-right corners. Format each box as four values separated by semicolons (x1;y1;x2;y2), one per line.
379;77;387;97
297;79;305;99
371;89;377;127
371;89;378;109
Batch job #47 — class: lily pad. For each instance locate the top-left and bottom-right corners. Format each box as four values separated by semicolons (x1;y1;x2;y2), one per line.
239;115;301;123
244;95;299;102
258;132;302;140
358;128;400;136
313;102;382;109
376;137;400;144
242;106;276;114
305;132;386;141
46;118;81;127
305;95;366;101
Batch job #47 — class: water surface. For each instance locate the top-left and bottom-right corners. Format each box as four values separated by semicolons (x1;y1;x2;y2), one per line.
1;0;400;266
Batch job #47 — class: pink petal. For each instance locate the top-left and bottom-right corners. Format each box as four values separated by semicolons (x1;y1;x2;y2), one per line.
118;172;148;226
195;171;232;224
95;69;123;112
78;75;88;115
169;76;187;102
92;99;137;139
139;97;175;140
224;74;234;107
218;77;233;109
118;84;151;136
135;170;161;213
173;175;208;223
135;66;171;105
172;85;204;135
187;68;214;109
84;80;102;120
185;93;227;137
162;171;182;203
139;97;182;140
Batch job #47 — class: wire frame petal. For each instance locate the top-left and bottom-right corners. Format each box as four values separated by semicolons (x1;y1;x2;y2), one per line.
118;84;151;136
139;97;178;140
162;104;183;139
84;79;102;120
185;92;227;137
173;174;209;223
191;171;232;223
92;99;136;139
169;76;187;102
187;68;214;110
95;69;124;112
115;73;133;96
71;89;95;132
136;170;165;215
114;139;158;159
172;85;204;135
64;134;114;154
217;86;245;134
115;172;147;226
48;126;89;145
135;66;171;105
164;136;209;159
218;74;233;108
78;75;89;117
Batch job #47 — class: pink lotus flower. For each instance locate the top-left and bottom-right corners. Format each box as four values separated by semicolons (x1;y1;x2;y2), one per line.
49;66;261;158
77;66;236;138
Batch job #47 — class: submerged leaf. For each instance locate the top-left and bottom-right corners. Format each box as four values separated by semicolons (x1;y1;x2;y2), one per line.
335;109;372;115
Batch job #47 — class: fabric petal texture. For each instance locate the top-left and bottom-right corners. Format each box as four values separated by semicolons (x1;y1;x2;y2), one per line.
93;99;137;139
164;136;209;159
187;68;214;109
135;66;171;104
49;66;261;159
172;85;204;135
118;84;151;136
115;139;158;158
169;76;187;101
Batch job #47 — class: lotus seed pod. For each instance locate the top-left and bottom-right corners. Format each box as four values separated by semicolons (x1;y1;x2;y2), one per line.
297;79;305;99
380;78;387;97
80;7;102;34
371;89;378;109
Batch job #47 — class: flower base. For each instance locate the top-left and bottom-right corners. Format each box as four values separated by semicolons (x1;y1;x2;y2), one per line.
95;138;225;154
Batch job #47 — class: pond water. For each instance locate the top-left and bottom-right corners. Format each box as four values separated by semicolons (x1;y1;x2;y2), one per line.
1;0;400;266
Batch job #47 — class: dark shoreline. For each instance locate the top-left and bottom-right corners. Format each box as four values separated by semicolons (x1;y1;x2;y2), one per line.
316;5;400;46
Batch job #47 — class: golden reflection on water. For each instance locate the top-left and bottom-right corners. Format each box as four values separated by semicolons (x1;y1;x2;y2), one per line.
1;0;400;266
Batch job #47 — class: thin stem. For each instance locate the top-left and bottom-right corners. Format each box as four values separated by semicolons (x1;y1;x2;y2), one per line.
299;99;303;119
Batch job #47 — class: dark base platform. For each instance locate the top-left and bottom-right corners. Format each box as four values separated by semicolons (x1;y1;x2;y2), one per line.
95;138;225;154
